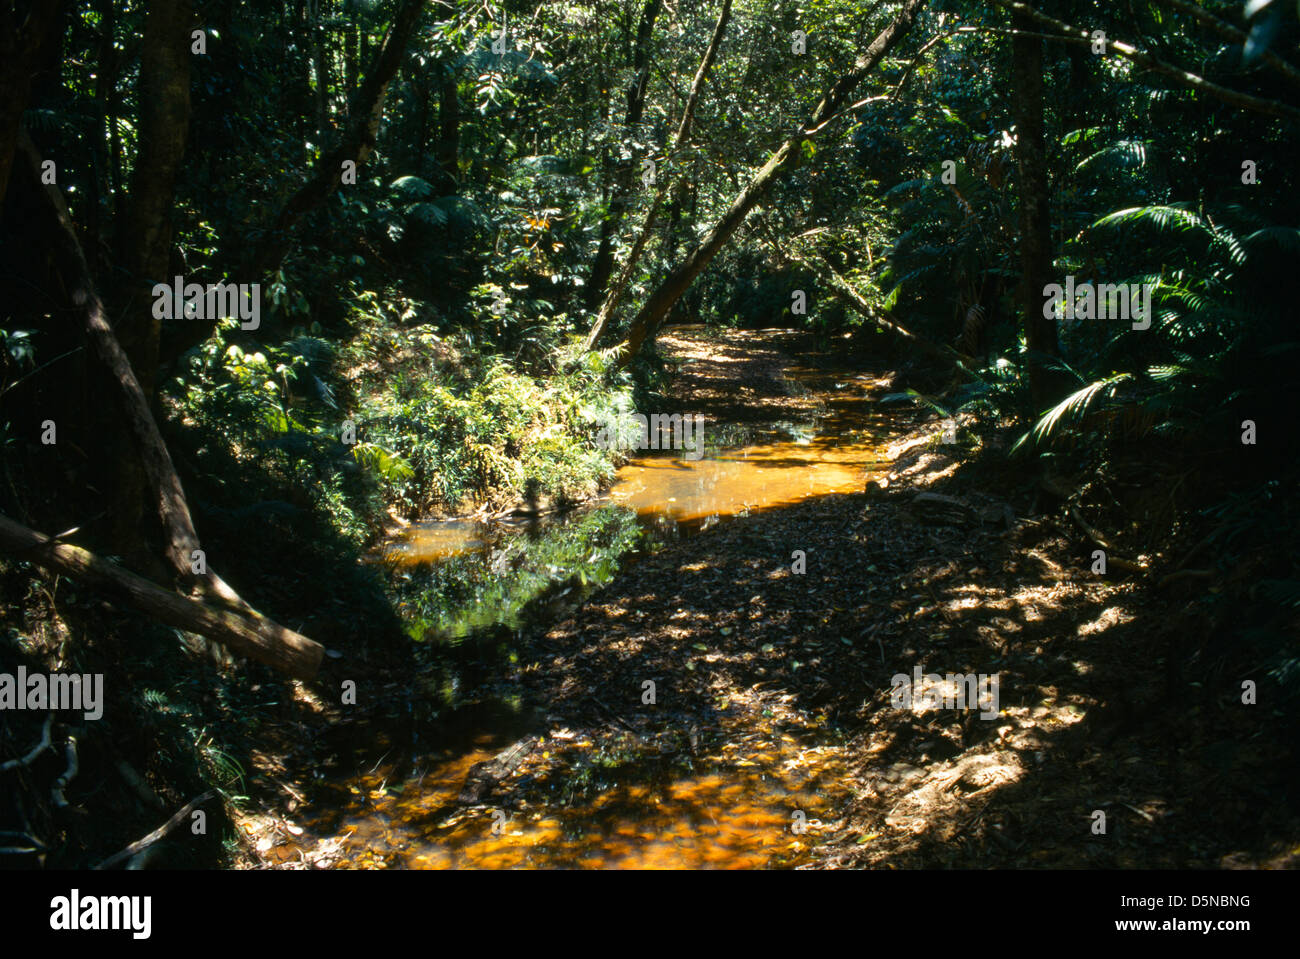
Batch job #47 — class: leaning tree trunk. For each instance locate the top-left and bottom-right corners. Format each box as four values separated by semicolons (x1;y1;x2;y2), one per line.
255;0;428;272
11;130;323;678
1009;5;1062;409
616;0;928;364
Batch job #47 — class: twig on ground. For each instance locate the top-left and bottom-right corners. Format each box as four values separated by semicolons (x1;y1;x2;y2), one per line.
93;790;218;870
1068;506;1146;574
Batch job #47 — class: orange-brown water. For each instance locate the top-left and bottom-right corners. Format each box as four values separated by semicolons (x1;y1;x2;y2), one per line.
301;362;892;869
608;432;878;524
386;367;891;564
300;719;848;870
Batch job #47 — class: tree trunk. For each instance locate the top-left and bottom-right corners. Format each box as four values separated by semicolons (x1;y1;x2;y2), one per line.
584;0;732;350
344;18;359;99
1009;6;1061;409
91;0;120;261
115;0;194;401
618;0;928;363
415;62;429;171
435;65;459;183
312;3;331;146
256;0;428;272
0;0;60;209
584;0;663;311
14;130;318;662
103;0;124;220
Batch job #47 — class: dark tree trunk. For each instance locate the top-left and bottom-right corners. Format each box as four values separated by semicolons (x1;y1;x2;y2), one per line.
584;0;663;311
344;18;359;99
0;0;60;209
115;0;194;400
90;0;120;264
415;64;429;170
11;130;323;677
435;65;459;183
292;0;309;142
312;3;332;146
1010;6;1062;409
103;0;124;219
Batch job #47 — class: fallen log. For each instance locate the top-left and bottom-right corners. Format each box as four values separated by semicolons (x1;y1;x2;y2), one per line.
0;515;323;679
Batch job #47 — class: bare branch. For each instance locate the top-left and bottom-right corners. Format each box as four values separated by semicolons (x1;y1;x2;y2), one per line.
1151;0;1300;91
94;791;218;870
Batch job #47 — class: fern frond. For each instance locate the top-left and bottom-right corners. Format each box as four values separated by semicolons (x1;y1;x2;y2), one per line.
1092;204;1205;234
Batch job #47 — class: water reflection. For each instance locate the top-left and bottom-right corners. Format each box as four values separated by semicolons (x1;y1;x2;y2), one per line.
609;434;878;524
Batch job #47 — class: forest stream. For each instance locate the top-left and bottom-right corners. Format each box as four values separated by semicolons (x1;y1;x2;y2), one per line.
239;327;1295;872
277;329;903;868
7;0;1300;904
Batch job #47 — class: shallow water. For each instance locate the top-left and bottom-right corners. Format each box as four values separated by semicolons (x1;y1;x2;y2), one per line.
299;359;891;869
301;719;849;869
387;365;891;562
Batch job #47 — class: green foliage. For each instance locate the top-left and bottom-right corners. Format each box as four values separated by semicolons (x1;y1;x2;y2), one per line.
356;334;629;514
1011;373;1134;454
1013;200;1300;455
170;301;631;545
170;317;369;544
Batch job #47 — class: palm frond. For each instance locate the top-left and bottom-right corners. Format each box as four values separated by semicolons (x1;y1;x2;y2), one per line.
1074;140;1149;175
1011;373;1133;454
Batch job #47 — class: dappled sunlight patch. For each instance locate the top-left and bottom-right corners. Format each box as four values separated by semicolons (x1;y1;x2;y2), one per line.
1008;584;1066;621
1077;604;1135;636
1024;549;1066;577
879;753;1025;837
945;595;983;613
892;451;961;486
988;615;1021;634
